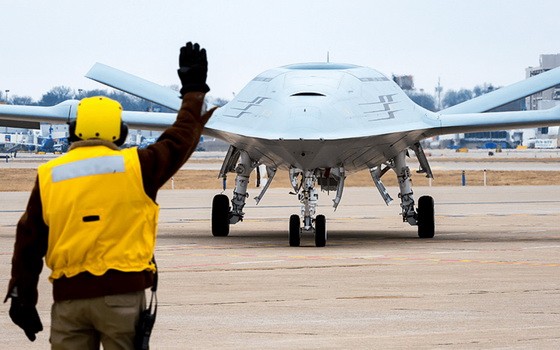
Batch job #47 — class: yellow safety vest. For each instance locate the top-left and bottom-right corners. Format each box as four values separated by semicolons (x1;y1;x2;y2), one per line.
38;145;159;281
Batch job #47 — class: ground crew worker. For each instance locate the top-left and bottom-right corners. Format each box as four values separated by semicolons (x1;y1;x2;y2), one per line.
5;41;214;349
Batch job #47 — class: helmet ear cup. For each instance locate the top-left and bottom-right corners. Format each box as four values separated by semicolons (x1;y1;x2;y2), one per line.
68;121;81;143
68;120;128;146
114;123;128;147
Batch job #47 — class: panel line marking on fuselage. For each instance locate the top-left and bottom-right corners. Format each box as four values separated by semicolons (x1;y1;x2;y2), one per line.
224;96;270;118
358;77;390;82
359;94;401;121
252;77;273;82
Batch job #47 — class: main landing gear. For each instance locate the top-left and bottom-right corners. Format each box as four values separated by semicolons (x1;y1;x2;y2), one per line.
371;145;436;239
212;144;436;246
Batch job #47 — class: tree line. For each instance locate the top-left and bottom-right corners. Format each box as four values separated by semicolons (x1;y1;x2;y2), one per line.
401;82;501;112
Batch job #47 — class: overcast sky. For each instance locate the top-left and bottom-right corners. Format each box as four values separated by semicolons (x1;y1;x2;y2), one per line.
1;0;559;102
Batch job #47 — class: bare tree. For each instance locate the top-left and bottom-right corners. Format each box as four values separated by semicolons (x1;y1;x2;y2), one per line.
405;91;436;111
442;89;473;108
11;95;35;105
38;86;74;106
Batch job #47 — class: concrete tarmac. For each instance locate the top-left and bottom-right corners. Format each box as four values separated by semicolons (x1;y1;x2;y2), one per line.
1;186;560;349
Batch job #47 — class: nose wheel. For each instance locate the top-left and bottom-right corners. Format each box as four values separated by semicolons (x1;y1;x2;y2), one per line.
289;214;301;247
314;215;327;247
288;214;327;247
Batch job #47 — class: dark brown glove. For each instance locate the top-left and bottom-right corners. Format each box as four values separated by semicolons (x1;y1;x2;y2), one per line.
9;296;43;341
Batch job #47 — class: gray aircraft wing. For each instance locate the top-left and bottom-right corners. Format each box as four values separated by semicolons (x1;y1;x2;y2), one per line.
86;63;182;111
429;105;560;136
0;62;184;131
439;67;560;114
0;99;177;131
426;66;560;137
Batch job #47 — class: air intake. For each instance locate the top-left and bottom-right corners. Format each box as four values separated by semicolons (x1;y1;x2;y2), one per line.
290;92;326;97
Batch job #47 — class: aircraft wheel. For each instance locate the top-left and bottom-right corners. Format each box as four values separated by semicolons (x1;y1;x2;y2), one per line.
417;195;435;238
289;214;301;247
212;194;230;237
315;215;327;247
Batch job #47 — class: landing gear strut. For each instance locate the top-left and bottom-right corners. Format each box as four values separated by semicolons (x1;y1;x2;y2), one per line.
288;169;328;247
394;151;417;226
211;151;256;237
391;150;436;238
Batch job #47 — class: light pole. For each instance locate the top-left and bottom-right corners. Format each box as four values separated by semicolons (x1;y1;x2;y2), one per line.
3;90;9;133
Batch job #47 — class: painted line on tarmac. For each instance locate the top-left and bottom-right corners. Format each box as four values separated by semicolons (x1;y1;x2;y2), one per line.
522;245;560;250
231;260;285;265
361;256;560;267
159;253;560;271
154;243;560;269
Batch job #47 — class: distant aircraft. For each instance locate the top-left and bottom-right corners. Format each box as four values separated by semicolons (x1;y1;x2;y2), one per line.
1;61;560;247
36;137;69;153
0;130;68;153
0;132;40;153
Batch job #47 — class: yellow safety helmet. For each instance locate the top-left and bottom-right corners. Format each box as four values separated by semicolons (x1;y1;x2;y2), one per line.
73;96;125;144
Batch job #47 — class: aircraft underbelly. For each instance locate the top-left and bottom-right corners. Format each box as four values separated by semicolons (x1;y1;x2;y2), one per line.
210;130;426;173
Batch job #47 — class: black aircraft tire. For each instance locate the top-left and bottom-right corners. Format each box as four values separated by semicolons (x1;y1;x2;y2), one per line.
212;194;230;237
289;214;301;247
315;215;327;247
417;195;435;238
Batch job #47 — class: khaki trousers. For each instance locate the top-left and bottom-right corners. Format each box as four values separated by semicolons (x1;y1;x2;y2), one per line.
50;291;146;350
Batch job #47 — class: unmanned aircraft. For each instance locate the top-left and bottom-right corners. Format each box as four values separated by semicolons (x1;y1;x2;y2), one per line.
1;61;560;247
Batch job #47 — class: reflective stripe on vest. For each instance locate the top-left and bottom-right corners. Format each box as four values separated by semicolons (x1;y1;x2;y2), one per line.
51;156;125;182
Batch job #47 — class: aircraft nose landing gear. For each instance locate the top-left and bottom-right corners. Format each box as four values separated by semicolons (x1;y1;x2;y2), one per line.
289;214;301;247
288;214;327;247
392;150;436;239
288;169;328;247
314;214;327;247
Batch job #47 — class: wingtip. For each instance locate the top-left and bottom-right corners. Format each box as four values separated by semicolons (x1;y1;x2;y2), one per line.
85;62;104;80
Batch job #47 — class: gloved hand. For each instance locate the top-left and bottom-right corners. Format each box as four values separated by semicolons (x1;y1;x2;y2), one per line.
9;297;43;341
178;42;210;96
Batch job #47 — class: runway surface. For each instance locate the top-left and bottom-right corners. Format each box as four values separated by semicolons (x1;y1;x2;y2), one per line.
1;186;560;349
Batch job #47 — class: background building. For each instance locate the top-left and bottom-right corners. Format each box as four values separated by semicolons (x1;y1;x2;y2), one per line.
526;54;560;110
523;54;560;148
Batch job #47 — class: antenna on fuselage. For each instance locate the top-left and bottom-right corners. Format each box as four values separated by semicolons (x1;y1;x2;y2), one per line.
327;51;330;63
